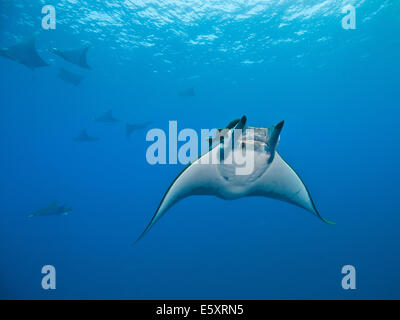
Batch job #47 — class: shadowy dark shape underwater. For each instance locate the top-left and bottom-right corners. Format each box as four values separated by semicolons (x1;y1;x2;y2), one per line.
27;201;71;217
0;35;49;70
50;46;91;69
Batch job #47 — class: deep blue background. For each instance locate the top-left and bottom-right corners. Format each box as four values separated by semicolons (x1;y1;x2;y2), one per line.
0;0;399;299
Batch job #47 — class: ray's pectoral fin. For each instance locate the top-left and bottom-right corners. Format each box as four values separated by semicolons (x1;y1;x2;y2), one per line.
252;152;335;225
134;153;222;244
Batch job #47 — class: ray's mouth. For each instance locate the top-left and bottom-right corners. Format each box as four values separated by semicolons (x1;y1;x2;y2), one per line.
241;127;269;145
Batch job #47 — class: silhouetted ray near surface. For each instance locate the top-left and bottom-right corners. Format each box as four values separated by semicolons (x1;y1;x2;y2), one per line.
0;35;48;70
50;46;91;69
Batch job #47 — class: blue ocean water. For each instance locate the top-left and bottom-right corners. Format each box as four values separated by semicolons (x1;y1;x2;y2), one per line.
0;0;399;300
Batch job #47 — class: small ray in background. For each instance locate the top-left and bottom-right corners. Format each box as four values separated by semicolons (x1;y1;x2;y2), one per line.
58;68;84;86
126;121;152;140
50;46;91;69
27;201;71;217
73;129;99;142
94;110;119;123
178;87;195;97
0;35;49;70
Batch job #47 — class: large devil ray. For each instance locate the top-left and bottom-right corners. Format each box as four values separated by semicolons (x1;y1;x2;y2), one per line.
136;116;334;243
0;35;49;70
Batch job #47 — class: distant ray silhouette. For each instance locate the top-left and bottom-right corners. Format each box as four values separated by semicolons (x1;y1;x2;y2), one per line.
94;110;119;123
178;87;195;97
73;129;99;142
126;121;152;140
0;35;49;70
50;46;91;69
58;68;84;86
27;200;72;217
